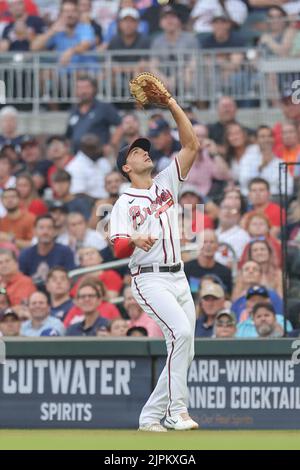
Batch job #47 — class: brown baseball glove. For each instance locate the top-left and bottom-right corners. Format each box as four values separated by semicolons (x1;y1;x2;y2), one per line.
129;72;172;108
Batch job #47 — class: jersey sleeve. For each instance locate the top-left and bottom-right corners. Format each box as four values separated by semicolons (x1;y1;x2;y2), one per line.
109;197;133;244
155;157;187;200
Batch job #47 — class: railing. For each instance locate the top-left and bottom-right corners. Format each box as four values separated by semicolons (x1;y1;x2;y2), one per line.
0;48;300;111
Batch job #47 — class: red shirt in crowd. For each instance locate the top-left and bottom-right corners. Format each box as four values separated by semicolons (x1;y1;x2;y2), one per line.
20;199;48;217
0;0;39;21
70;270;123;298
64;301;120;328
245;203;285;230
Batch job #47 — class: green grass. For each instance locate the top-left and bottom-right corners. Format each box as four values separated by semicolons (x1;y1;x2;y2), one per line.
0;430;300;450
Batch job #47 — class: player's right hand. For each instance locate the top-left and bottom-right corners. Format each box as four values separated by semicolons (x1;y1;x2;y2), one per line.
131;233;157;252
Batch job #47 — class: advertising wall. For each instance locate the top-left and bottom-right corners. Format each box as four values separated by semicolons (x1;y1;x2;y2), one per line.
0;338;299;429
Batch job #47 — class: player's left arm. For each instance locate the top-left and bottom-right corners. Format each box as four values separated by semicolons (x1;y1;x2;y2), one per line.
168;98;200;178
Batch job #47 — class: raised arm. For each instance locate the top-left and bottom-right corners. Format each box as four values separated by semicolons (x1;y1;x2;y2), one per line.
168;98;200;178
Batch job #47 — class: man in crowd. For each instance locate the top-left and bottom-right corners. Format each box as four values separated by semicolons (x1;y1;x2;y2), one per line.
213;309;237;339
66;279;109;336
66;134;112;199
252;302;283;338
20;291;65;336
123;286;163;338
65;75;122;153
19;135;52;193
0;188;35;249
0;308;20;337
46;135;73;188
148;118;180;171
195;281;226;337
0;248;36;306
19;214;75;284
46;267;73;322
0;106;24;149
185;229;233;296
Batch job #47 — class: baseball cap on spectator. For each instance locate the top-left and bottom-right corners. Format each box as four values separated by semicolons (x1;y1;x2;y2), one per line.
48;200;69;213
216;309;236;324
117;137;151;180
160;5;181;20
0;308;19;322
119;7;139;20
212;12;231;22
200;282;225;299
246;285;269;300
179;184;204;201
148;119;170;138
21;135;38;147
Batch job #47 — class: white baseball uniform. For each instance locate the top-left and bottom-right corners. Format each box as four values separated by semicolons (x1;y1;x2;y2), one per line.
110;157;196;426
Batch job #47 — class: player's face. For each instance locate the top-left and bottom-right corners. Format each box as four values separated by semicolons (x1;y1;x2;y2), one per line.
123;147;154;179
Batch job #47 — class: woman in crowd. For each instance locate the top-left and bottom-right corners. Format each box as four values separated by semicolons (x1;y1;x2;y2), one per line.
247;239;282;296
16;173;48;217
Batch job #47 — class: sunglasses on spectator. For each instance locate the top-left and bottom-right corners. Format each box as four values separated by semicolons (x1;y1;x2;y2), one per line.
216;320;235;327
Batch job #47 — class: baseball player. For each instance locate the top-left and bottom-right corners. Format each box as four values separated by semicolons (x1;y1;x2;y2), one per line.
109;96;200;432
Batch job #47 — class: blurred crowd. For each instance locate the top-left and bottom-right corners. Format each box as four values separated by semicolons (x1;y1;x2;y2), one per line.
0;1;300;340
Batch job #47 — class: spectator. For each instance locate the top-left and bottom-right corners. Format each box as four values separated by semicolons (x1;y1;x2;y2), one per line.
208;96;238;151
231;260;283;319
148;118;181;171
66;279;109;336
31;0;96;67
118;113;141;148
0;1;39;22
70;247;122;299
123;286;163;337
184;229;233;296
51;170;93;221
0;155;16;203
34;0;60;24
186;123;231;198
247;0;300;15
279;123;300;176
273;88;300;155
48;200;68;239
19;135;52;194
195;281;226;337
65;75;122;154
240;212;282;267
108;317;128;337
0;143;22;174
46;135;73;188
213;309;237;338
179;184;214;236
224;122;258;185
78;0;103;46
150;5;198;90
46;267;73;322
66;133;112;199
0;0;44;51
0;308;20;337
104;0;149;45
107;7;150;65
19;214;75;284
247;238;283;295
21;291;65;336
201;13;246;49
16;173;48;217
241;177;285;237
0;248;36;306
191;0;248;34
0;286;10;313
239;125;293;196
258;6;296;57
252;302;283;338
65;277;120;327
215;198;251;266
0;188;35;249
127;325;148;337
0;106;24;150
58;212;107;265
89;171;123;230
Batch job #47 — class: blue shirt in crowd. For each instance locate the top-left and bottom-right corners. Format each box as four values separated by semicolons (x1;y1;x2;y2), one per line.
21;316;65;337
66;316;109;337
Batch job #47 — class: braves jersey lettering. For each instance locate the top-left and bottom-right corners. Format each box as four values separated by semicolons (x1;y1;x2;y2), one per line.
109;158;185;268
